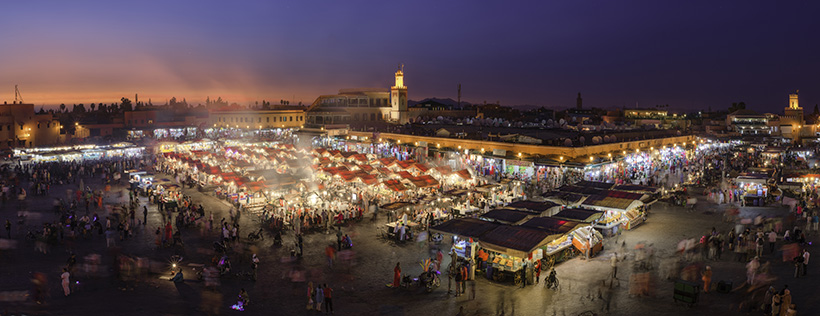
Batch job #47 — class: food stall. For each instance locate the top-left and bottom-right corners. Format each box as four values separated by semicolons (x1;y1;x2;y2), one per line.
580;191;645;233
736;174;770;206
430;218;501;264
518;216;602;266
478;225;553;285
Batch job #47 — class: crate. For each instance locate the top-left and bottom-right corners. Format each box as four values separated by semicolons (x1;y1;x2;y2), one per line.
716;280;732;293
673;279;699;306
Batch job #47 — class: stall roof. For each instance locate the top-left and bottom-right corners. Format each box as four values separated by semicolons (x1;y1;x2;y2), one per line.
429;218;500;239
479;225;555;257
552;208;604;223
612;184;660;194
505;200;560;213
475;183;499;192
455;169;472;180
541;192;586;204
556;185;605;196
479;209;534;225
444;189;472;197
520;217;585;234
380;201;416;210
581;194;643;211
575;180;614;190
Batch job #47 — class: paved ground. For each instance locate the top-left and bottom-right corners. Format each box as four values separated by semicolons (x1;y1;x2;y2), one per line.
0;174;817;316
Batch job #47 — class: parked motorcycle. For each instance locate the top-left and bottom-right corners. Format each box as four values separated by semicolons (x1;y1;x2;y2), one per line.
247;228;264;242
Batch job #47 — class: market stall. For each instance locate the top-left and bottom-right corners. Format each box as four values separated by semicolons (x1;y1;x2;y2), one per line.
479;209;535;225
478;225;553;285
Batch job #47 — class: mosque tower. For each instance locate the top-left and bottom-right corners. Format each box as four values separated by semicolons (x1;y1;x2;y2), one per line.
390;65;408;124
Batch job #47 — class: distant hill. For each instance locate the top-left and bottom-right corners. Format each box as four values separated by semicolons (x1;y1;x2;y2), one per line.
409;98;466;108
410;98;546;110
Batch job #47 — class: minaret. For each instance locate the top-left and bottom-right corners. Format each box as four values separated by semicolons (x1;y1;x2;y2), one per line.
390;65;408;124
576;92;582;109
789;90;800;109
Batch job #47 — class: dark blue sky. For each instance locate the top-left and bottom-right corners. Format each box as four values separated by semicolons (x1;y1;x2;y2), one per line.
1;1;818;113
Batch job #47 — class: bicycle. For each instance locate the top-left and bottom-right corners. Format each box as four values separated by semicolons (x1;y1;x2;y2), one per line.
545;271;559;290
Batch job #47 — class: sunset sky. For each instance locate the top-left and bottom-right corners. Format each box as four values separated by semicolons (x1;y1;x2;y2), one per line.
1;1;819;113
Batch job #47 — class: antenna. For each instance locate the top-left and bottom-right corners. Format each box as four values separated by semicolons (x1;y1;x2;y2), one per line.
14;85;23;103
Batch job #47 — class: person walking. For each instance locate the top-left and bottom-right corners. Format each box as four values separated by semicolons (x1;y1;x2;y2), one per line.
393;263;401;288
768;230;777;254
251;254;259;281
793;253;804;278
323;284;333;314
610;253;619;279
700;265;712;293
462;264;468;292
5;219;11;239
314;285;324;312
61;268;71;296
802;249;809;276
454;266;463;296
772;290;782;316
780;289;792;316
747;257;760;284
306;282;315;310
143;206;148;225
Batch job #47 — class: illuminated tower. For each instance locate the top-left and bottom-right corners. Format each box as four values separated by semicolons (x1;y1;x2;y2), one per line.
390;65;408;124
789;91;800;109
783;90;804;140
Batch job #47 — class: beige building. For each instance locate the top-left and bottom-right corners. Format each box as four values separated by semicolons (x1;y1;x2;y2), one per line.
0;102;61;149
306;67;409;126
210;108;305;129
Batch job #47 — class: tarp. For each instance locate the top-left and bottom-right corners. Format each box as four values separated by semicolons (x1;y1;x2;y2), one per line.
429;218;500;240
520;217;586;235
552;208;604;223
478;225;555;258
479;209;534;225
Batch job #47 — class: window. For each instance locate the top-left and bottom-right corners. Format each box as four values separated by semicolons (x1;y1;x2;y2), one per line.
290;116;293;122
266;117;270;123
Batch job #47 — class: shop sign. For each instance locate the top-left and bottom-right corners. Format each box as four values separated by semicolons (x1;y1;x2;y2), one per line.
492;149;506;157
506;159;533;167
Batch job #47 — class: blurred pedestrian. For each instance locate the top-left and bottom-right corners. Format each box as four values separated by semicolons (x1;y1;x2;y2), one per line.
314;284;324;312
701;266;712;293
393;263;401;288
5;219;10;238
802;249;809;276
61;268;71;296
323;284;333;314
768;230;777;253
781;289;791;316
610;253;619;279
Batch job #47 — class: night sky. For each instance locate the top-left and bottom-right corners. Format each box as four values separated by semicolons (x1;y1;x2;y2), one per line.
1;1;818;113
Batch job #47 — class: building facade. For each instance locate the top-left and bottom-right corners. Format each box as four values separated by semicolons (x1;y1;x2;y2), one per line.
727;109;769;135
0;102;61;149
210;108;305;129
306;68;409;126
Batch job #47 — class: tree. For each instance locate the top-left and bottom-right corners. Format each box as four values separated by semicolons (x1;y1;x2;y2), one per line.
728;102;746;113
120;97;133;112
59;103;66;113
90;103;96;112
